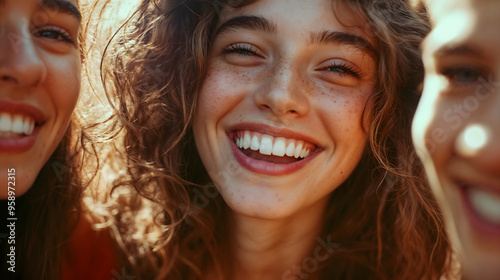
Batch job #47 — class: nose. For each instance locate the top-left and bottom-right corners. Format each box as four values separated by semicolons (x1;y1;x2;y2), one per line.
454;93;500;176
0;22;47;87
253;63;310;117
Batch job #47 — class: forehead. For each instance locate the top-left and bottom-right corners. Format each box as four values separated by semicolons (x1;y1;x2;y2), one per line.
427;0;498;24
218;0;374;45
424;0;500;58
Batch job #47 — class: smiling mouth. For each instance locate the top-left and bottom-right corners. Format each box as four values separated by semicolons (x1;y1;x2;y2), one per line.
233;130;317;164
0;112;36;138
466;186;500;226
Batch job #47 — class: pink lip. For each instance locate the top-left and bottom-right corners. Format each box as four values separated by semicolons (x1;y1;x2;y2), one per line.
0;100;46;124
228;123;322;176
0;126;41;153
0;100;46;153
460;185;500;236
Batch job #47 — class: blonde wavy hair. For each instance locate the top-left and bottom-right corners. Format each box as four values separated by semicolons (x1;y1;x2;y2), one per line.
98;0;454;279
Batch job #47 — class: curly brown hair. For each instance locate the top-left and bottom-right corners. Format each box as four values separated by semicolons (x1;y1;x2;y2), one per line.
98;0;454;279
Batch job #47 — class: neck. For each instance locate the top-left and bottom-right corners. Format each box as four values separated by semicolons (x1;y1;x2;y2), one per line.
221;197;330;280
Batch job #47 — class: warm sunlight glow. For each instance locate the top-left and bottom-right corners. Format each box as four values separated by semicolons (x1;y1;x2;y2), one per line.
456;124;489;156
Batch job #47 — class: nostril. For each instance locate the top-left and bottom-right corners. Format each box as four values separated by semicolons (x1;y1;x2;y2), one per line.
259;104;271;110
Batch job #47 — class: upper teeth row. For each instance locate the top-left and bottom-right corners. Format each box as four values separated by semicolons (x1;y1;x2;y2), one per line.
0;113;35;135
235;131;312;159
469;187;500;224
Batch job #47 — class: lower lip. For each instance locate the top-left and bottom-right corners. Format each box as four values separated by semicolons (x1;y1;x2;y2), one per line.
229;136;320;176
460;186;500;236
0;126;41;153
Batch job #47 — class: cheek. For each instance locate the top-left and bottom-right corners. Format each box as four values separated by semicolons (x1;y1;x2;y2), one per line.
49;56;81;122
196;63;257;121
419;99;459;165
317;87;370;135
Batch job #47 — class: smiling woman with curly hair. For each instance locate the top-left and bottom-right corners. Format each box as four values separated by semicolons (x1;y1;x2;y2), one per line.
99;0;454;279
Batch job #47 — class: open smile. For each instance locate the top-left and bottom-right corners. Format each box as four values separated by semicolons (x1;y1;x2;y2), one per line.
234;130;317;161
460;182;500;236
0;101;45;152
228;126;322;175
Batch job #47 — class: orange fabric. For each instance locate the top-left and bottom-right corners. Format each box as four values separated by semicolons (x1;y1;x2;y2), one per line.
62;216;116;280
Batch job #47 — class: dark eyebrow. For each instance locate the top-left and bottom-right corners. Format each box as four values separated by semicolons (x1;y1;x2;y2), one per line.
433;43;485;59
310;31;376;59
215;15;376;59
40;0;81;22
215;15;277;36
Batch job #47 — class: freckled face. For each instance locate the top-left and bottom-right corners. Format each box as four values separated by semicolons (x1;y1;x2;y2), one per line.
413;0;500;278
0;0;81;198
192;0;376;219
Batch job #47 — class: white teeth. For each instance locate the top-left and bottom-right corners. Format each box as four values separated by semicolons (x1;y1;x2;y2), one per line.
243;132;251;149
235;131;314;159
0;113;12;132
285;142;295;157
23;118;31;135
469;187;500;224
300;149;310;158
272;138;286;157
250;135;260;151
0;113;35;136
28;120;34;135
11;115;24;133
259;135;273;155
294;142;303;158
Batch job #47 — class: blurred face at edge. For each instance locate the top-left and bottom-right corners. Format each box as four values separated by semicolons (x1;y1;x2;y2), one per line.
413;0;500;279
0;0;81;198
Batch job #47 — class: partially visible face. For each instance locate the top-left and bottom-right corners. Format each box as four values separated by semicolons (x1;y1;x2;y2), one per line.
193;0;377;219
413;0;500;278
0;0;81;198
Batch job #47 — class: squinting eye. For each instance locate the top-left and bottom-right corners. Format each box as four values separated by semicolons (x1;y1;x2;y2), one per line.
443;68;481;84
323;63;361;78
223;43;260;57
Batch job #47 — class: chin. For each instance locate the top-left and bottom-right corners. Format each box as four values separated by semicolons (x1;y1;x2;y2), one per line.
0;171;37;199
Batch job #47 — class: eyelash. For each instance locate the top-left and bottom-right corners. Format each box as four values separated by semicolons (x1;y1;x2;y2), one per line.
324;62;362;78
223;43;259;56
222;44;362;78
34;26;75;44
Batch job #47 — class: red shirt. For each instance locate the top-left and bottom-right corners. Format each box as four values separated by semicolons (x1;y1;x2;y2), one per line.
62;216;117;280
